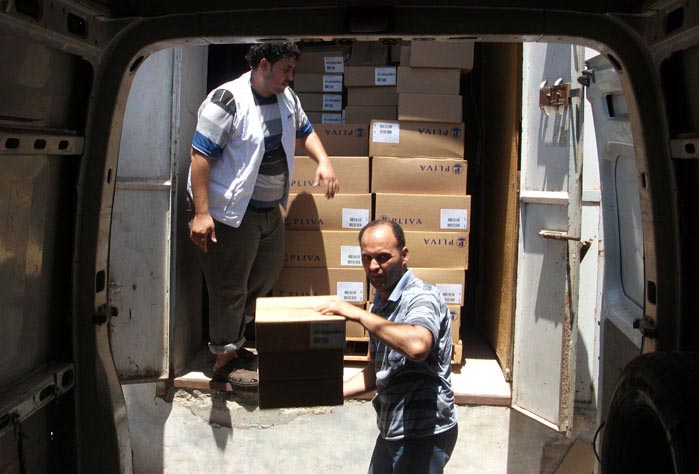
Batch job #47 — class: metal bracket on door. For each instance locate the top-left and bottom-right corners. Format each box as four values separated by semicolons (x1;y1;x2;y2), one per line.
538;230;580;241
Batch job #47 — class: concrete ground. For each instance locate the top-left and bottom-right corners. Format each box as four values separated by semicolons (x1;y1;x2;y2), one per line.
123;383;597;474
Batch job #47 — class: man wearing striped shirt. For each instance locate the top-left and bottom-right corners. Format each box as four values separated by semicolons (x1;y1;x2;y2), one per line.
188;42;338;388
316;220;458;473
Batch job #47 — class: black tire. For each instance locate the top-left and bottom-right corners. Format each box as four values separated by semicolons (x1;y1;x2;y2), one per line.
601;351;699;474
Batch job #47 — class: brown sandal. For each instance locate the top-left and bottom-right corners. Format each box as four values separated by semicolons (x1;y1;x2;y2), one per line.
213;352;259;389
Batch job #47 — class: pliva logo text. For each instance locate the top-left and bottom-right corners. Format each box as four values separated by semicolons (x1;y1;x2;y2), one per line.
419;163;464;175
422;237;468;248
322;127;366;138
417;127;462;138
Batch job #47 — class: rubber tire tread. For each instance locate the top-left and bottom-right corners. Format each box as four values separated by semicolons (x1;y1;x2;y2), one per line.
601;351;699;474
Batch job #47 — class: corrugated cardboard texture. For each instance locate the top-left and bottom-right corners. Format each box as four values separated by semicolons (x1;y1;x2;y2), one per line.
293;73;344;93
349;41;390;66
345;66;397;87
296;49;348;73
259;350;344;381
397;67;461;95
272;267;368;302
347;87;398;106
258;378;343;409
345;105;397;124
375;194;471;231
297;92;343;112
284;193;371;230
403;231;469;269
284;230;362;268
371;157;468;195
291;156;369;193
368;120;465;158
409;40;474;72
298;124;369;156
398;93;463;123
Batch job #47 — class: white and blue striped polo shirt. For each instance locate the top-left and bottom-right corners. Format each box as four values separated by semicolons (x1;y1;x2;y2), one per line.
192;84;313;209
369;269;458;441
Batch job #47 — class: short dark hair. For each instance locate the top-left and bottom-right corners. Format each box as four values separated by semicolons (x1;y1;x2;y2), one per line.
245;42;301;68
358;220;406;249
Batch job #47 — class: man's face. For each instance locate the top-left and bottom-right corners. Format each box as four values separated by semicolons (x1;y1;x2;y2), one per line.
360;224;408;299
258;57;296;96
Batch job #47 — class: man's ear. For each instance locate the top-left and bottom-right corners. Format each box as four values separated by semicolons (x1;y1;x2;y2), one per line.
259;57;271;72
401;246;409;265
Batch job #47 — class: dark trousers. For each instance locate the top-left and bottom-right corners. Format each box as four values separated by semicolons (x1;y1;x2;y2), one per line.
196;206;284;354
368;425;458;474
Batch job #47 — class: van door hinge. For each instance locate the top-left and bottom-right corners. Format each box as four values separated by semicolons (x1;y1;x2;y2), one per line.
94;304;118;325
633;316;657;338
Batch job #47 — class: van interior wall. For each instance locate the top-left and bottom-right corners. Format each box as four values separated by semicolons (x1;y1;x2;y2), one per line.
470;43;521;380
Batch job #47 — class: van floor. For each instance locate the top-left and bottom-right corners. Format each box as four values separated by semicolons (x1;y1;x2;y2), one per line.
172;326;511;406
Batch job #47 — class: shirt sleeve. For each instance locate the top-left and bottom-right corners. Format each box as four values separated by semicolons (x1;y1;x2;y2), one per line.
289;88;314;139
191;89;236;158
403;292;441;347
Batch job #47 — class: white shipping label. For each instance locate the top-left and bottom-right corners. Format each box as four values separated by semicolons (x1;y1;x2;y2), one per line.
310;322;345;349
323;75;343;92
440;209;469;230
337;282;364;302
437;284;463;304
322;113;343;124
341;245;362;266
325;56;345;73
342;208;370;229
323;94;343;111
372;122;400;144
375;67;397;86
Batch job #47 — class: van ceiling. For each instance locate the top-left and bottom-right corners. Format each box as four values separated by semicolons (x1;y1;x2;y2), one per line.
87;1;648;19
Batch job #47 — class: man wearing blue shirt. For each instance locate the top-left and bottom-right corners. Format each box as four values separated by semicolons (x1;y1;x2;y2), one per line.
316;220;458;473
189;42;338;388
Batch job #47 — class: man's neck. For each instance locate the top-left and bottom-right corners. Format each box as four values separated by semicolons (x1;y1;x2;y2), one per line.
250;70;272;98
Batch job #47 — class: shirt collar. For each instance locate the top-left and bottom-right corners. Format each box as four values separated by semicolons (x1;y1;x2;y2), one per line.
372;268;414;308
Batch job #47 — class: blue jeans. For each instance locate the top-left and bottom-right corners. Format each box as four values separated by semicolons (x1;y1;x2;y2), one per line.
368;425;458;474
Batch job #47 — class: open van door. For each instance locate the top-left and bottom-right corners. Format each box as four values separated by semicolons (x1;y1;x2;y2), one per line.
511;43;586;432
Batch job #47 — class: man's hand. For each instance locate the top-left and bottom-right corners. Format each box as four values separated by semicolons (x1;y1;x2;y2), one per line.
190;212;217;252
315;299;365;322
314;160;339;199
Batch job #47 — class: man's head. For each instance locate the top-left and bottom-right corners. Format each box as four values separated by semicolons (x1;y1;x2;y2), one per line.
359;220;409;300
247;42;300;97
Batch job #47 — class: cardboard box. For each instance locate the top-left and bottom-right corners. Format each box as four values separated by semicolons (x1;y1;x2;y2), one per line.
272;267;367;303
346;320;367;339
404;231;469;269
369;268;466;305
375;194;471;231
296;49;348;73
256;295;345;409
347;87;398;106
299;124;369;156
400;46;411;66
398;94;463;123
371;157;468;195
350;42;390;66
448;305;461;342
306;111;343;125
298;92;343;112
409;40;474;72
291;156;369;194
345;66;397;87
397;67;461;95
368;120;465;158
293;73;343;93
284;230;362;268
345;106;397;124
284;193;371;230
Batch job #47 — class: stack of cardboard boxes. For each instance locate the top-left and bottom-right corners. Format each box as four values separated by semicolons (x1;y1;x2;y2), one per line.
294;48;348;125
344;41;398;124
268;39;473;366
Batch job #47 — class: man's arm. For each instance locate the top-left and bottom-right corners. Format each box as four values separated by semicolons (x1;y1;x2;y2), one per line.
189;148;217;252
344;360;377;398
315;300;433;362
296;130;339;198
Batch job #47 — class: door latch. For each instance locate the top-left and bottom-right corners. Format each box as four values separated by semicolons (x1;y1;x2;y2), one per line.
538;230;581;241
539;79;571;108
